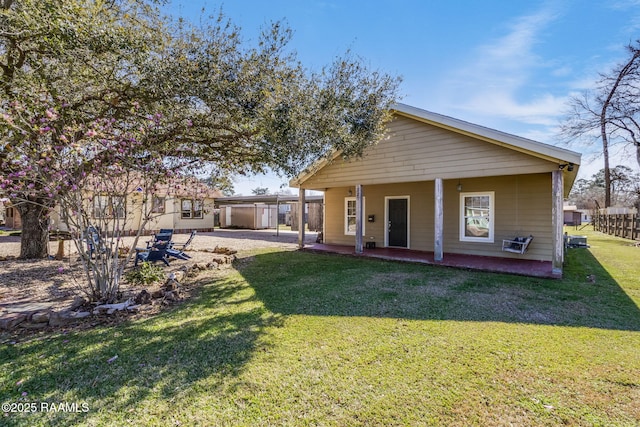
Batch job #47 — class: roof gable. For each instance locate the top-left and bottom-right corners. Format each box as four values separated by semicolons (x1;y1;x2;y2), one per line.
392;104;580;165
291;104;581;192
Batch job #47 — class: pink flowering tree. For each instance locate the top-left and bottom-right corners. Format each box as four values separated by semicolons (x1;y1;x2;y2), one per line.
0;100;196;302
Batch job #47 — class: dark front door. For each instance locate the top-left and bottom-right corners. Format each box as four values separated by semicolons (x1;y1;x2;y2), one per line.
387;198;408;247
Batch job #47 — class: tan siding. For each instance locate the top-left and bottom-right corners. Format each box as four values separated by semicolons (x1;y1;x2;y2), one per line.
172;198;215;231
443;174;552;261
303;117;557;190
324;188;352;246
322;173;553;262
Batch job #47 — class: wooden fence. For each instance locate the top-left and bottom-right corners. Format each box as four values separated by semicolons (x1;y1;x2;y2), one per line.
593;213;640;241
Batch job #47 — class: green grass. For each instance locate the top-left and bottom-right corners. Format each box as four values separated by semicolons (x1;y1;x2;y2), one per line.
1;229;640;426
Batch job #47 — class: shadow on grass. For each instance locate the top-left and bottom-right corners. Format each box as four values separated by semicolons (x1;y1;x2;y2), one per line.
197;229;317;245
1;243;638;425
242;249;640;332
0;274;281;426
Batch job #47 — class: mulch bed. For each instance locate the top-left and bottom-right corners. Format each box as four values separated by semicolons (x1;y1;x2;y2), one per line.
0;249;236;341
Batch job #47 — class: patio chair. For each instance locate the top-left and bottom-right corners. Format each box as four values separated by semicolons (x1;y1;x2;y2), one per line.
85;226;107;258
501;235;534;254
172;230;197;251
166;247;191;260
166;230;196;259
135;243;170;266
146;229;174;248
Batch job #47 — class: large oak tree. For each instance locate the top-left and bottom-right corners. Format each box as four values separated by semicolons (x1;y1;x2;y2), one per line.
1;1;401;259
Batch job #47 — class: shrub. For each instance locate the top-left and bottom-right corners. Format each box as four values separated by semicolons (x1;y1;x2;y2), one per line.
125;261;165;285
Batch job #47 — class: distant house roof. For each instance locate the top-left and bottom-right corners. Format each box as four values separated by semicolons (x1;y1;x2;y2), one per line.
86;174;221;198
215;194;323;205
291;103;581;188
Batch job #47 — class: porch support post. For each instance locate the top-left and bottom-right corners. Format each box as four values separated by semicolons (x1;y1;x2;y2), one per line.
434;178;444;262
298;188;306;248
355;184;363;254
551;170;564;276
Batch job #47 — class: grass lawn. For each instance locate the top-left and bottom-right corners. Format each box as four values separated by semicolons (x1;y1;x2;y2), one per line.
1;228;639;426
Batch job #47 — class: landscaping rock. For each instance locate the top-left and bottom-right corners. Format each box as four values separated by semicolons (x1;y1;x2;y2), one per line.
174;270;186;282
212;246;237;255
163;291;178;301
48;310;90;327
164;279;179;291
93;300;133;314
134;289;151;305
31;311;51;323
69;296;87;311
0;313;27;330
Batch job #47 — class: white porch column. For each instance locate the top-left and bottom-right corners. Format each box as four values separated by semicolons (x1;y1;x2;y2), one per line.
355;184;363;254
434;178;444;262
298;188;306;248
551;170;564;276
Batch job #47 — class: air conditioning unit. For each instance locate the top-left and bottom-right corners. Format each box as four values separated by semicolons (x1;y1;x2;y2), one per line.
567;235;588;248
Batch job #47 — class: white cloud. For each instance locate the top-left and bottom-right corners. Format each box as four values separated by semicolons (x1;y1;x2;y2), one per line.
438;5;567;127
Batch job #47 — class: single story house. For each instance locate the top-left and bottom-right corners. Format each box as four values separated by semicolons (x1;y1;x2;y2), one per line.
563;204;593;227
290;103;581;276
0;198;19;228
47;177;221;235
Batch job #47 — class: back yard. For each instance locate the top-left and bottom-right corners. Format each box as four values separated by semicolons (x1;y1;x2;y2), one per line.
1;228;639;426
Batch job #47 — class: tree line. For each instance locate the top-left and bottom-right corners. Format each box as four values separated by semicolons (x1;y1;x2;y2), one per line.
569;166;640;211
561;41;640;208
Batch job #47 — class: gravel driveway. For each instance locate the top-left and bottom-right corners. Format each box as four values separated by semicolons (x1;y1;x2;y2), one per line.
0;229;318;311
0;228;318;258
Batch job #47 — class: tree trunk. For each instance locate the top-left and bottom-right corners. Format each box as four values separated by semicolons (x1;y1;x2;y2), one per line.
600;123;611;208
13;197;52;259
598;46;640;207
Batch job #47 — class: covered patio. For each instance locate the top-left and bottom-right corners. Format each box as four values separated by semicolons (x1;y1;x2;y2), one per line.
302;243;558;279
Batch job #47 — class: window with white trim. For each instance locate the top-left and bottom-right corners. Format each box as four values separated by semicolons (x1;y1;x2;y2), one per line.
460;192;494;242
181;199;203;219
344;197;365;235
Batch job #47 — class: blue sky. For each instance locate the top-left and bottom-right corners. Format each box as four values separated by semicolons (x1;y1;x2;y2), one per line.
165;0;640;195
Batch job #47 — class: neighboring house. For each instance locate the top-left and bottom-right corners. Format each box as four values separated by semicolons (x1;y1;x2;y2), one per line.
142;183;220;234
1;199;22;229
576;209;593;225
563;205;594;226
46;177;221;235
290;103;581;276
0;198;6;226
563;205;582;226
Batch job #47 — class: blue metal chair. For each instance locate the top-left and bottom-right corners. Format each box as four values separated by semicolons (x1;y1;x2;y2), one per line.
85;226;106;258
172;230;197;251
146;229;173;248
135;243;170;266
167;230;197;259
